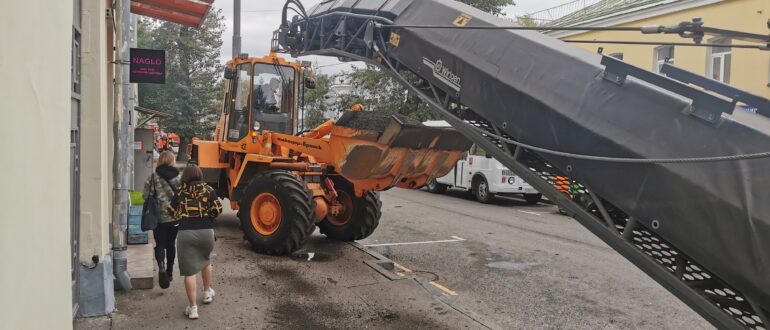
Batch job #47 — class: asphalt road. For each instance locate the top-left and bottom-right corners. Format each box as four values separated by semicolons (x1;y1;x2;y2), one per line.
76;187;713;329
359;188;713;329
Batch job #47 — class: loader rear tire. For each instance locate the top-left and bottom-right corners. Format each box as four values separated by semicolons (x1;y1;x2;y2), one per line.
238;170;315;255
319;178;382;241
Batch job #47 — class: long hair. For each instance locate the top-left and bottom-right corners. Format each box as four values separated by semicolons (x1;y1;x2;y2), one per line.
157;151;176;167
181;164;203;183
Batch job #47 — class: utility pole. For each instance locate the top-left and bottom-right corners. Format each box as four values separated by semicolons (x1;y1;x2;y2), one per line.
112;0;133;292
233;0;241;57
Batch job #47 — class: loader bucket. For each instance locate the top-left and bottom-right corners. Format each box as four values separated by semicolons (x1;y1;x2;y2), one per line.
328;111;472;195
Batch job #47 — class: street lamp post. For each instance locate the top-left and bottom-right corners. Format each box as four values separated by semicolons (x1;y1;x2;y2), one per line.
233;0;241;57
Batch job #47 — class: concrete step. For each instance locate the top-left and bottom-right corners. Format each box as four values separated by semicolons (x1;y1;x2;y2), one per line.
126;234;155;290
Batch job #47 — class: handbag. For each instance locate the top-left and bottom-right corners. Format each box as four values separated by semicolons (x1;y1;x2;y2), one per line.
141;174;160;231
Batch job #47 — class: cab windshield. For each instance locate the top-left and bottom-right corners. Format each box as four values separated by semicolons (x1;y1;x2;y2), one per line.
251;63;296;134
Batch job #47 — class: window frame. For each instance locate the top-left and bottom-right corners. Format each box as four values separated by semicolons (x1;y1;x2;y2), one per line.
653;45;674;73
227;63;253;142
707;38;732;83
250;63;297;135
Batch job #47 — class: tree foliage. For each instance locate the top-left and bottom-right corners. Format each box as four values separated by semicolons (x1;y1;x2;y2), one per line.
459;0;515;16
302;72;332;129
137;10;225;144
516;14;539;27
342;67;435;122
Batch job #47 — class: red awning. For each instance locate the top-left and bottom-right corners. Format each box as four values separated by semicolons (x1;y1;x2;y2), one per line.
131;0;214;28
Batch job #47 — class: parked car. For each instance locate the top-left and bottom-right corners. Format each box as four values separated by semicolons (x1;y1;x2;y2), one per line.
422;121;541;204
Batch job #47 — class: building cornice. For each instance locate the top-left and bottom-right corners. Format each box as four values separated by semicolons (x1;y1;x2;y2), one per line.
548;0;724;38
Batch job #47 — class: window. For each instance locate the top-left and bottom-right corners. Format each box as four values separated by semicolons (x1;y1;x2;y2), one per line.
609;53;624;60
251;63;296;134
227;64;252;141
708;38;731;83
653;46;674;73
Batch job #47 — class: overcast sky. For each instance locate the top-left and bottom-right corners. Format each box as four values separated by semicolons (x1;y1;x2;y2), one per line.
212;0;570;74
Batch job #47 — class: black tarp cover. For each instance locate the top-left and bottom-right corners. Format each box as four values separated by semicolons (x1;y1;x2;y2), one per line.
306;0;770;309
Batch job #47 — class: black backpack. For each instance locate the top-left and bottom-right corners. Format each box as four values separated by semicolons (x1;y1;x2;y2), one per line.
141;174;161;231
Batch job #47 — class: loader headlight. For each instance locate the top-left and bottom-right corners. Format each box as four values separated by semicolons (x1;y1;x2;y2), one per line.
253;121;261;131
508;177;515;184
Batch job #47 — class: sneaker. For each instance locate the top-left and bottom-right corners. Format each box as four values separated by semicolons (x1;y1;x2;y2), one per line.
166;270;173;283
202;288;215;304
184;305;199;320
158;265;170;289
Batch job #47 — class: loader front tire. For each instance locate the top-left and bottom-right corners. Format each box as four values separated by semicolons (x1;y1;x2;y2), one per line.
319;178;382;241
239;170;315;255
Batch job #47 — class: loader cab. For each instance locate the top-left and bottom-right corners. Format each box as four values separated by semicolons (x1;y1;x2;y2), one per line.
222;56;300;142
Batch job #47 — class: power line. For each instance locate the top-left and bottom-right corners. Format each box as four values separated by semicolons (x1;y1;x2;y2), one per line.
243;9;282;13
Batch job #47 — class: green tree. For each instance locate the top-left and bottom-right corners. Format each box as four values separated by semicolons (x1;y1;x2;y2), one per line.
334;0;514;122
137;10;225;157
340;67;434;121
302;72;332;129
516;14;539;27
460;0;515;16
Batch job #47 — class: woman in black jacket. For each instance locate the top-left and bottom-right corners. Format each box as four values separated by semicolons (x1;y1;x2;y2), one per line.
142;151;181;289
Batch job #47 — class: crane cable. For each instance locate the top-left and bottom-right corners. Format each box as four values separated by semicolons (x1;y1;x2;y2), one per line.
371;33;770;164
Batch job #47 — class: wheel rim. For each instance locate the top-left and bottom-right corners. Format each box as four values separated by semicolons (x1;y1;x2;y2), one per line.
327;190;353;226
478;181;488;199
250;193;282;235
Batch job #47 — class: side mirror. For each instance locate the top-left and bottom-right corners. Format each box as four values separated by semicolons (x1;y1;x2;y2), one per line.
223;66;237;80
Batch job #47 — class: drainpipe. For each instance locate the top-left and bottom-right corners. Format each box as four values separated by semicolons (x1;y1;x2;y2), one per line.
112;0;132;292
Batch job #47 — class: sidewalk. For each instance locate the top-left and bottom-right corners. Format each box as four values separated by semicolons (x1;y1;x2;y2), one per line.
75;209;496;329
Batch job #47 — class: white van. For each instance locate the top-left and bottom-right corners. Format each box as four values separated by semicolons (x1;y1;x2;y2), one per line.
423;121;541;204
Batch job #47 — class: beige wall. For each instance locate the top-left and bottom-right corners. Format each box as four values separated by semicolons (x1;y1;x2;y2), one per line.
80;0;111;262
561;0;770;99
0;0;75;329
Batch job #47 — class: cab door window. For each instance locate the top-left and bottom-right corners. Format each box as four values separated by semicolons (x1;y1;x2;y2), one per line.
227;64;252;141
251;63;296;134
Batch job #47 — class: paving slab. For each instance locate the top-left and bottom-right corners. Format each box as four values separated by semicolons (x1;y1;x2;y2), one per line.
84;206;486;329
126;233;155;290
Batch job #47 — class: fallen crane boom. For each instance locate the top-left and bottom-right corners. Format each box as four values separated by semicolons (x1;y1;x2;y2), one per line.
273;1;770;328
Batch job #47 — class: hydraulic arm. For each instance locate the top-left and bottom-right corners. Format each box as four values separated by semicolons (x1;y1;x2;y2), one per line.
273;0;770;328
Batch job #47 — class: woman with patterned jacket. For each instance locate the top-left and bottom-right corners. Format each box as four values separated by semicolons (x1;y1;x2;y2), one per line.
171;164;222;320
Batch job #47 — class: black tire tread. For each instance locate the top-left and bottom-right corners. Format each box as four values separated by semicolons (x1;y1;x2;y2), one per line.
523;193;542;205
426;179;448;194
319;182;382;241
473;177;493;204
238;170;315;255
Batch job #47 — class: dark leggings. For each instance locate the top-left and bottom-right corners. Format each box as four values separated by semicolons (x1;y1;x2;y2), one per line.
153;222;179;272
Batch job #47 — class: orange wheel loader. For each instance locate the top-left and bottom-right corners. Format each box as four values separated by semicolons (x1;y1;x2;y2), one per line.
190;53;471;255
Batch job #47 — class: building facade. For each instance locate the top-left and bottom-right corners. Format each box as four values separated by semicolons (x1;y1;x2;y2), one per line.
1;0;78;328
1;1;211;328
546;0;770;101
